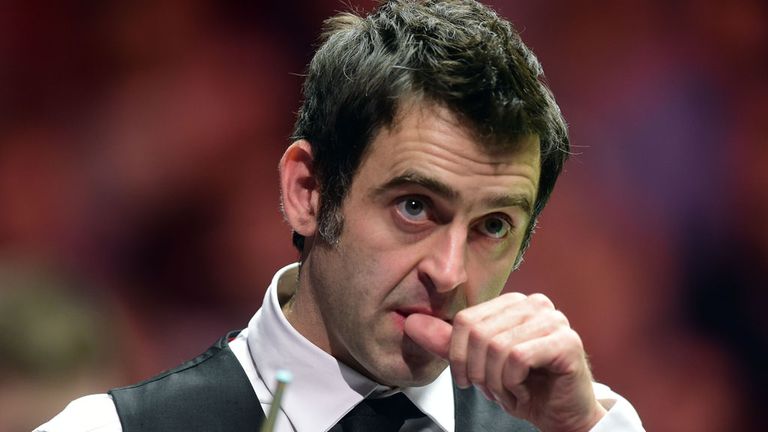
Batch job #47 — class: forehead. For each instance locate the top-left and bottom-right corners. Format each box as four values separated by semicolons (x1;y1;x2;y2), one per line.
355;102;541;198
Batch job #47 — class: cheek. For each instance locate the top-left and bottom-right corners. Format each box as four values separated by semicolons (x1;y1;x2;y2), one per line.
330;237;413;308
341;213;423;279
356;250;418;298
466;260;514;304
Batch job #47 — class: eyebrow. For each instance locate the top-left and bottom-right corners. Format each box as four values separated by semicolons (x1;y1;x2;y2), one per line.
372;170;534;216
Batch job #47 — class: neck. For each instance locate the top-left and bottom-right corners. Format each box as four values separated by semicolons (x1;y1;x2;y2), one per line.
280;259;334;355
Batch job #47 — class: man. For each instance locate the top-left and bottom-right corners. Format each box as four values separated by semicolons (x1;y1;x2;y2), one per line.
37;1;644;431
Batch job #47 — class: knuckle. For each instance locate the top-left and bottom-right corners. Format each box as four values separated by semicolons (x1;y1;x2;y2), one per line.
549;309;570;327
505;345;529;367
487;378;504;396
449;349;468;367
555;327;584;356
452;310;473;328
528;293;554;310
501;292;527;303
487;336;508;357
564;328;584;349
468;325;490;344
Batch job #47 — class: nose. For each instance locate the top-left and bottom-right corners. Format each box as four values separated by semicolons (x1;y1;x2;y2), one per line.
418;225;469;293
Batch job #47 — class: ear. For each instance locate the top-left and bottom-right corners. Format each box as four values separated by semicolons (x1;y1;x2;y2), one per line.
280;140;320;238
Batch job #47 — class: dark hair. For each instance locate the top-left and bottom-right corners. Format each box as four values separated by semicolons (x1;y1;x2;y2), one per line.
291;0;569;267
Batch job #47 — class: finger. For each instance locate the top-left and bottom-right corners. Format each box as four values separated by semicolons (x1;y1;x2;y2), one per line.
404;313;452;359
486;308;570;377
464;293;554;387
484;312;565;406
507;327;584;376
500;328;585;402
450;293;528;388
464;307;530;387
499;345;533;407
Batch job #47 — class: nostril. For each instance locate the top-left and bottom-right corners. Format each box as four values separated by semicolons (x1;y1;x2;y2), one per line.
417;271;437;292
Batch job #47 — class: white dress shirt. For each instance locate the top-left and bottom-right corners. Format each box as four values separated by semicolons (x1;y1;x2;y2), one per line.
36;263;644;432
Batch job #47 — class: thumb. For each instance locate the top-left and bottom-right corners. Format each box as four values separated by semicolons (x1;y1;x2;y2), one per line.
404;313;452;359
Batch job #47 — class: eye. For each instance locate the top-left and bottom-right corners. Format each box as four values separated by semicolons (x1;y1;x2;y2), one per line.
395;197;429;222
476;216;512;239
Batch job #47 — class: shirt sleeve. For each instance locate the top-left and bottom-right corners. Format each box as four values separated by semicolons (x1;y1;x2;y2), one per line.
589;382;645;432
33;393;122;432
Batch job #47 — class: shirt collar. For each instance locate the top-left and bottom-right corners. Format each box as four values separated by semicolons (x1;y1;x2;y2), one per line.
247;263;455;432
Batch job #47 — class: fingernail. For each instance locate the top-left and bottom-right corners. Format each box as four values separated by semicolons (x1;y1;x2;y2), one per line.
457;379;471;389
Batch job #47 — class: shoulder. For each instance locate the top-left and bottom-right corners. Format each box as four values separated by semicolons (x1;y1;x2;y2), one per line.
34;393;121;432
108;332;263;431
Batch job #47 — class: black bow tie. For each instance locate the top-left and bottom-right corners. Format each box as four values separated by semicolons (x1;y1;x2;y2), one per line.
330;392;427;432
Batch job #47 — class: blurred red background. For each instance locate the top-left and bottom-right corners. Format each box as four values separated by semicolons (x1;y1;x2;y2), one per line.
0;1;765;431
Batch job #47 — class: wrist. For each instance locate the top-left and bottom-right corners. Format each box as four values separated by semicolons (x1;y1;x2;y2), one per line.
568;401;608;432
542;400;608;432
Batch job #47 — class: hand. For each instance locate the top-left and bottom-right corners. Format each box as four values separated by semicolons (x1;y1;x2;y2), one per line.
404;293;606;432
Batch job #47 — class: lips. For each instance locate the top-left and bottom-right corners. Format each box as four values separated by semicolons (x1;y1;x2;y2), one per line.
393;307;452;324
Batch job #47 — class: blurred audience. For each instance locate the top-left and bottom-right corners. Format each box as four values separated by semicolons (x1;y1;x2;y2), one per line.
0;262;122;431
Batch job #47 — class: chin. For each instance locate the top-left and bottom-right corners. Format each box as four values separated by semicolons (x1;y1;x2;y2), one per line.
374;343;447;387
379;360;447;387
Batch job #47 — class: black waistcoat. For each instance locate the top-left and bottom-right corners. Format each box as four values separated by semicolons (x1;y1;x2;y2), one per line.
109;331;538;432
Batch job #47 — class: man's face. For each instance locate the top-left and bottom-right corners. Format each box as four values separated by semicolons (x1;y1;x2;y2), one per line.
304;102;541;386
